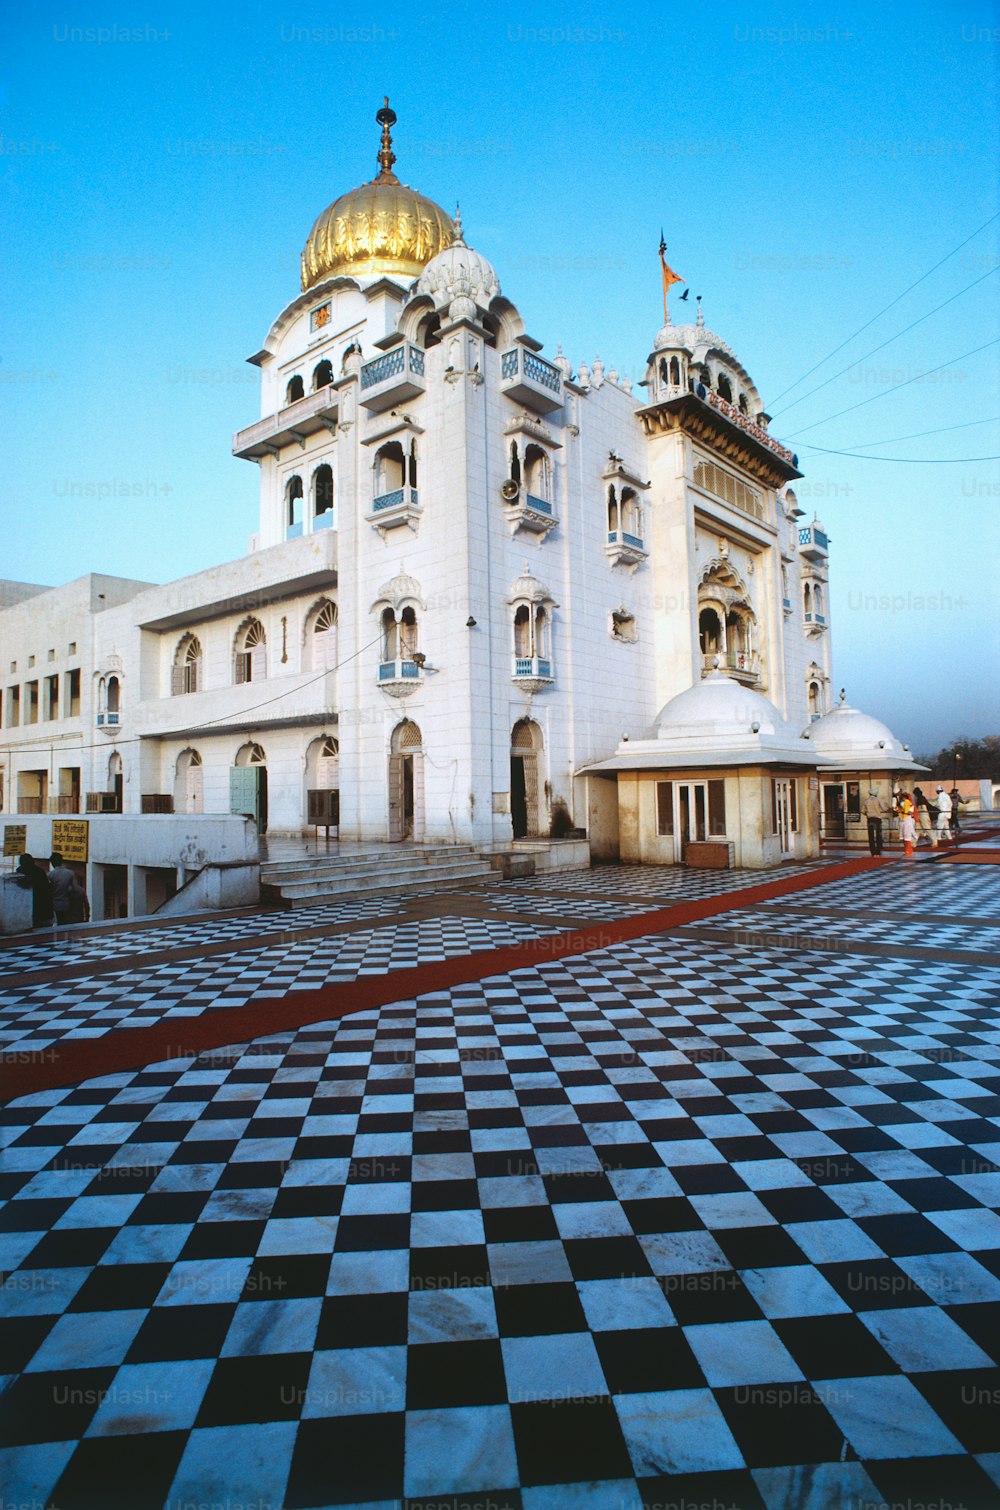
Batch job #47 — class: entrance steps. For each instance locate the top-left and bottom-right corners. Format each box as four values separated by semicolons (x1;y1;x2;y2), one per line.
260;844;500;909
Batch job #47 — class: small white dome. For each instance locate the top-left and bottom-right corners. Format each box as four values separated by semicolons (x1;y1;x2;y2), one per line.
655;670;795;742
806;700;909;760
416;216;499;315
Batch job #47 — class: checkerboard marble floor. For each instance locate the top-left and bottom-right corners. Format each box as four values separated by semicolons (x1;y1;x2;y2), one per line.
2;859;999;1509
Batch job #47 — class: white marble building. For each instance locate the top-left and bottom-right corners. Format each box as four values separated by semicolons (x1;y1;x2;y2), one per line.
1;103;839;863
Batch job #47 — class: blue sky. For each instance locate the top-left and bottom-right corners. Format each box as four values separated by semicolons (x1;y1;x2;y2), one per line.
3;0;998;752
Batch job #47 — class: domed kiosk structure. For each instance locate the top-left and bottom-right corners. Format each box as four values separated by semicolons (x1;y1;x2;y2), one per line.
581;670;831;869
805;692;927;846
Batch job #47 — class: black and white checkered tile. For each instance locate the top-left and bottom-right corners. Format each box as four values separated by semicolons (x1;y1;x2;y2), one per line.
0;915;554;1054
2;871;999;1509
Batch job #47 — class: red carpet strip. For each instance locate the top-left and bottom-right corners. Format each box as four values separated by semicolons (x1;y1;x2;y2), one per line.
1;857;887;1100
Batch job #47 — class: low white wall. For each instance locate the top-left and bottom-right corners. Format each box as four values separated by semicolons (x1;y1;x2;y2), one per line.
155;862;260;916
0;875;34;935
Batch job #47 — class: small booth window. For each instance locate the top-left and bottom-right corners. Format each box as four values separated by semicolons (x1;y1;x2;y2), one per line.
707;780;727;836
656;781;674;836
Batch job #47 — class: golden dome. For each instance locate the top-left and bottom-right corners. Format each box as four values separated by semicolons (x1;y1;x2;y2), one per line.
300;100;455;291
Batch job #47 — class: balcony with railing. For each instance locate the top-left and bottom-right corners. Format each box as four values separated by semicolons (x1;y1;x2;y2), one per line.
702;648;761;684
804;611;827;634
366;486;422;536
512;655;554;692
606;528;648;569
96;711;121;728
500;347;563;415
233;386;339;461
359;344;426;412
503;487;558;538
377;658;422;698
798;523;829;561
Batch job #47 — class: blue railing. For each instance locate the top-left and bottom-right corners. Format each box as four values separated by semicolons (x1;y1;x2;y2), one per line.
608;530;645;550
379;659;420;681
408;347;425;376
372;487;419;514
286;521;303;540
783;597;792;610
361;346;406;389
514;657;552;678
501;347;561;393
314;511;334;530
525;493;552;515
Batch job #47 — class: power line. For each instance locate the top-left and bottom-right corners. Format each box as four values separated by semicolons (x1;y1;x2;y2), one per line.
779;338;1000;441
767;210;1000;408
769;267;999;420
802;416;1000;450
794;445;1000;462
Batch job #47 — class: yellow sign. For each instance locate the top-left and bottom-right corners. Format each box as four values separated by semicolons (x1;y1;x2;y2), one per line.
3;825;27;857
52;819;89;863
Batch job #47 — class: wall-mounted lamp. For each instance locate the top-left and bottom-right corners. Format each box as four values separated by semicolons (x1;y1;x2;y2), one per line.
751;721;760;734
411;651;427;668
466;617;477;628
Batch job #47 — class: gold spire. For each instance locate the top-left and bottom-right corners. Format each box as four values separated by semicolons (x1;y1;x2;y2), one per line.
374;96;399;184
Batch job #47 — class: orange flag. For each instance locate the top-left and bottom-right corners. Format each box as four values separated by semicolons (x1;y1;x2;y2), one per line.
659;233;683;320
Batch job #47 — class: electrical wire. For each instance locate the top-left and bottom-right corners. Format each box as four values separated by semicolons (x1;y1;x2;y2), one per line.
799;416;1000;450
779;338;1000;440
793;445;1000;462
769;268;999;420
766;210;1000;408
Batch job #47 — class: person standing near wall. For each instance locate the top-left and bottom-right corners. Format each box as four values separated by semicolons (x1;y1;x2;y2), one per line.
48;851;89;924
934;786;953;847
861;790;887;856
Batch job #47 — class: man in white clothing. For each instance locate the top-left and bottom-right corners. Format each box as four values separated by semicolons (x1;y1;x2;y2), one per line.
934;786;952;843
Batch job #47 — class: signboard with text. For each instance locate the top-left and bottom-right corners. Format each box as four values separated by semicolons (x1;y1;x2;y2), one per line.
51;819;90;863
3;826;27;857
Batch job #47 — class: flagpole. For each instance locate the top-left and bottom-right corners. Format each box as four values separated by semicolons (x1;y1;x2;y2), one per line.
659;230;669;324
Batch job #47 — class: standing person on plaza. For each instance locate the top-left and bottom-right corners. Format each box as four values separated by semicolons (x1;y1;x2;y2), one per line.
912;787;937;850
949;787;964;841
900;805;917;859
14;854;54;929
861;789;887;855
48;851;89;925
934;785;952;846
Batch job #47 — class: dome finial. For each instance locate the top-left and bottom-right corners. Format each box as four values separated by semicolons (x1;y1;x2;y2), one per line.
453;202;466;246
375;96;399;184
839;687;846;704
696;294;704;330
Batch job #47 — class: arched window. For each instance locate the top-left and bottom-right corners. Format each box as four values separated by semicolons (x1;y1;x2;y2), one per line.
523;444;551;502
699;607;723;657
373;441;406;498
717;373;733;404
235;620;266;684
808;681;821;719
286;375;304;404
513;604;531;658
175;749;203;814
172;635;202;695
309;601;338;671
509;442;521;487
620;488;641;539
659;358;669;385
312;359;333;390
669;355;681;386
813;584;824;619
803;582;813;618
607;486;619;533
286;475;304;537
738;392;749;414
399;606;418;661
313;464;333;526
106;676;120;717
381;608;398;662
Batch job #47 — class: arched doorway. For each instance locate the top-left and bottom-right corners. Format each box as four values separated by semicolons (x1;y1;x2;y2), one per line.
231;742;268;833
174;749;203;814
108;751;123;813
510;719;544;838
388;721;424;842
305;735;340;828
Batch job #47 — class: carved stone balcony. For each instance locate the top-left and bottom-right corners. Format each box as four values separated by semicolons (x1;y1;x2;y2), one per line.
702;650;760;685
378;658;422;698
233;387;338;461
804;612;827;635
605;529;648;570
359;344;426;412
798;523;829;561
504;488;558;539
500;347;563;414
366;486;422;537
512;655;554;693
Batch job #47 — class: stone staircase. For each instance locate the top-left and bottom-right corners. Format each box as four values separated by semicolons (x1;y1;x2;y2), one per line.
259;843;500;909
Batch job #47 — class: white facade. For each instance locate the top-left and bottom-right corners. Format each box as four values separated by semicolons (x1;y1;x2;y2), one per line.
1;111;835;855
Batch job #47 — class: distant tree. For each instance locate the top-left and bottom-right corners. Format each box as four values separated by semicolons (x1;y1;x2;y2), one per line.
913;735;1000;780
